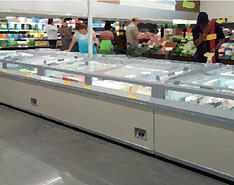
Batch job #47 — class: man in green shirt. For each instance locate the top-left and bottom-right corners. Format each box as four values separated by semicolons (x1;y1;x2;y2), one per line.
126;18;150;56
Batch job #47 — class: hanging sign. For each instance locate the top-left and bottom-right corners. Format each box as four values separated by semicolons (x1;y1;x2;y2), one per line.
182;0;195;9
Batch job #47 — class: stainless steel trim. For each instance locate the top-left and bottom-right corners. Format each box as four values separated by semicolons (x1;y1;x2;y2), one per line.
154;152;234;182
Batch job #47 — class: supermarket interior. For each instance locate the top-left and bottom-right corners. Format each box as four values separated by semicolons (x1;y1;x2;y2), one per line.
0;0;233;185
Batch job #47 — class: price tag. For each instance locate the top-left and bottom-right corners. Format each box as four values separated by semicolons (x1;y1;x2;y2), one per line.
228;16;233;18
216;20;224;24
2;69;7;72
206;34;217;41
19;69;28;72
64;80;70;85
25;73;31;77
127;94;138;100
82;85;90;89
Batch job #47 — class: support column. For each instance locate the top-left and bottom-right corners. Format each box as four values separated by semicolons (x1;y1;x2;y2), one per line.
88;0;93;60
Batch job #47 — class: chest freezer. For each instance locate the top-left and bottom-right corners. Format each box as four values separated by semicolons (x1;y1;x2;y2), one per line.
165;65;234;112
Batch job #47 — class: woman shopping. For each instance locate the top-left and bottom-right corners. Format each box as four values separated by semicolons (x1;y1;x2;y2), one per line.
59;20;73;51
99;22;115;54
66;23;99;53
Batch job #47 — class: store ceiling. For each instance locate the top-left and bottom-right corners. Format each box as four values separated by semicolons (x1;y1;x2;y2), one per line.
0;0;197;22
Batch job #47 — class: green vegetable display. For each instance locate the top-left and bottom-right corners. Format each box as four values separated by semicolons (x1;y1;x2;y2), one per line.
172;38;196;57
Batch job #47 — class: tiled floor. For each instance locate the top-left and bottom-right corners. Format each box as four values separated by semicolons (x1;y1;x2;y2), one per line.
0;105;228;185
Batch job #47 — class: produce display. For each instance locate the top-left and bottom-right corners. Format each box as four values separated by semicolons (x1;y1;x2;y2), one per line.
175;25;233;60
173;39;197;57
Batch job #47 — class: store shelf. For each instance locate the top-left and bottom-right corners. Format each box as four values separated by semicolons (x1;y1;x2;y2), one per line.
0;30;38;33
0;46;50;50
0;38;61;41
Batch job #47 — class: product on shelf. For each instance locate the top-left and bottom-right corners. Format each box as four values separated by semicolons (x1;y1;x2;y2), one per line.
219;43;234;59
0;17;56;49
165;90;234;111
0;18;8;30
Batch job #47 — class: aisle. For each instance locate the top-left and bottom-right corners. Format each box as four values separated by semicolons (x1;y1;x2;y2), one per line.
0;105;227;185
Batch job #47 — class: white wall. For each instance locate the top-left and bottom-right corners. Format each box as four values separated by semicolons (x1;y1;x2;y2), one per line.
0;1;88;17
200;1;234;22
120;0;175;11
0;0;198;21
92;1;198;21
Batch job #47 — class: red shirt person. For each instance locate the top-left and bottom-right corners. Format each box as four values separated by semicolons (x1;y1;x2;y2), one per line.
192;12;225;63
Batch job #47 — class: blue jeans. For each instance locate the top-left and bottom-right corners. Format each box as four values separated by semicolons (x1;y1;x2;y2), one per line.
126;44;139;57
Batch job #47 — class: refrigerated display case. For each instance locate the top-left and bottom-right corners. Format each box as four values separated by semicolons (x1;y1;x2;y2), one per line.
53;55;205;96
0;49;86;75
0;49;233;181
165;65;234;111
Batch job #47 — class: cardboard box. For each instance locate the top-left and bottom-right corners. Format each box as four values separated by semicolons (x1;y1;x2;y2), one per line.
157;42;178;55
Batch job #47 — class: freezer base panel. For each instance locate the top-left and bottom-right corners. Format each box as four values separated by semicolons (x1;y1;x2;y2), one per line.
0;77;155;152
154;151;234;182
154;113;234;181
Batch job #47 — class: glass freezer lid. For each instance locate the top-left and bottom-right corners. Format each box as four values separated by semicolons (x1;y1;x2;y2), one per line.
26;49;85;58
0;51;33;60
179;68;234;91
96;61;194;82
18;55;82;66
58;60;117;73
1;50;85;75
2;51;84;66
207;65;234;77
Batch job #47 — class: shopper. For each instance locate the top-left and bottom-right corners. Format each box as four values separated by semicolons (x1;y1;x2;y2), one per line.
66;23;99;53
45;19;58;49
126;18;150;56
59;20;73;51
154;28;159;35
75;17;83;24
115;30;127;54
99;22;115;54
192;12;225;63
